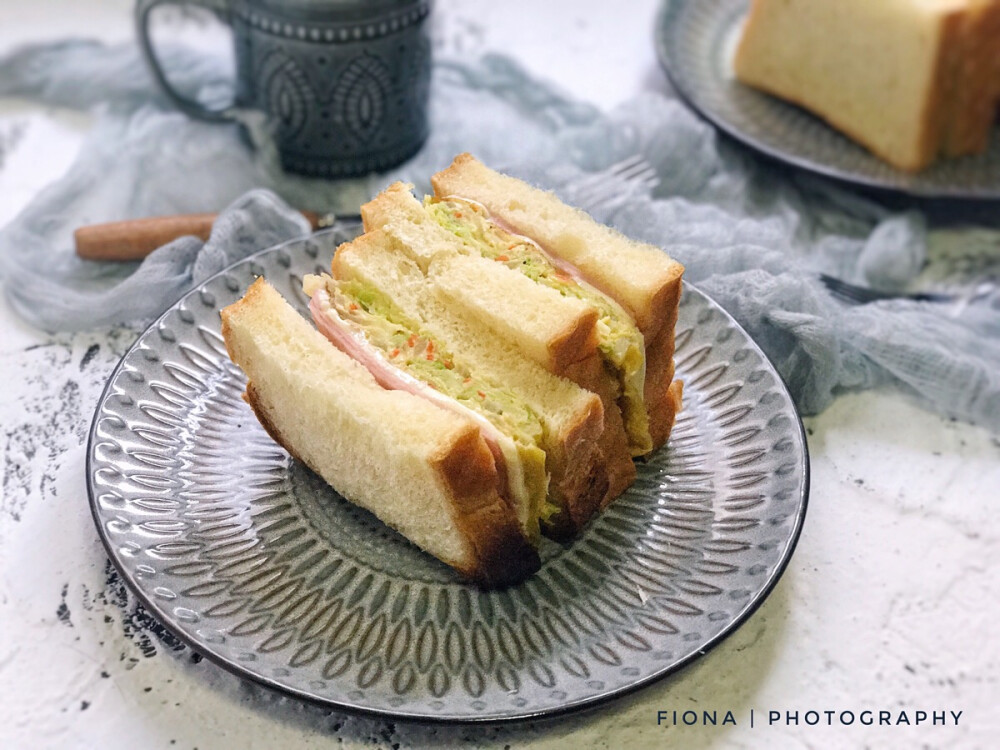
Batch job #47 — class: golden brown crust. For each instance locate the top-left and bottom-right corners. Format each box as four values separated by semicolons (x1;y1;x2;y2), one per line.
433;426;541;586
917;8;966;167
943;1;1000;156
543;457;610;542
560;354;637;510
547;306;600;373
544;391;608;534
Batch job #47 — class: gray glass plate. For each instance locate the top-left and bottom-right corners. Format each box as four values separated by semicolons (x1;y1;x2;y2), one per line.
656;0;1000;199
87;225;809;722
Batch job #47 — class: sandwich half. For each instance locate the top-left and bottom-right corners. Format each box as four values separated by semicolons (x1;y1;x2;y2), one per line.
307;230;609;538
221;277;540;587
360;174;684;502
428;154;684;453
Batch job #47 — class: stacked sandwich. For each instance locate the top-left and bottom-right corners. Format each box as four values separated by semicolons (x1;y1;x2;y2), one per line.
221;155;684;587
734;0;1000;171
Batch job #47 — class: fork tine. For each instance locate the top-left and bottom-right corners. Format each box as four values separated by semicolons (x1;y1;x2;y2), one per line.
571;155;659;210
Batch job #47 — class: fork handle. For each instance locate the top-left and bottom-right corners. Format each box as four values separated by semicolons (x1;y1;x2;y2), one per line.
75;211;321;261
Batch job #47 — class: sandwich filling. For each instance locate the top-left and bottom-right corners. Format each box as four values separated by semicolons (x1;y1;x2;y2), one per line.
304;275;555;540
425;197;652;456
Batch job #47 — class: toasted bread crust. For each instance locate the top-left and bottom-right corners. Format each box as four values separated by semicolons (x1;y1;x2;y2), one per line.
917;9;966;169
649;379;684;452
560;354;637;507
433;425;541;586
543;389;608;533
546;305;600;372
943;1;1000;156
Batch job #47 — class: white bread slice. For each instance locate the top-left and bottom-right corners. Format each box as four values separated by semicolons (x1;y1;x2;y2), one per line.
734;0;970;171
429;254;599;374
331;232;609;537
430;154;684;339
363;182;600;373
220;278;539;587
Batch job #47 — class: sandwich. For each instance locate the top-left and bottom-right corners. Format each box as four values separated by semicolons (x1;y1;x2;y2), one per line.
220;155;685;586
733;0;1000;172
361;155;685;501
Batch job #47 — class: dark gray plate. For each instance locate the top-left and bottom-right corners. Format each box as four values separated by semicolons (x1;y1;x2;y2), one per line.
87;226;809;722
656;0;1000;199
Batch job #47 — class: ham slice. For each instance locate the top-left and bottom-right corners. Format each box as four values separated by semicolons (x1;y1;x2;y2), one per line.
308;290;512;502
440;195;592;288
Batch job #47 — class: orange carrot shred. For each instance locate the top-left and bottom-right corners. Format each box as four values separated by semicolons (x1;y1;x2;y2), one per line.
477;390;486;398
496;254;509;262
349;303;358;311
390;348;400;357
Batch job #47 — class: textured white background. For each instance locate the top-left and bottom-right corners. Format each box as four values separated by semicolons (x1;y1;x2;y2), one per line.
1;1;998;748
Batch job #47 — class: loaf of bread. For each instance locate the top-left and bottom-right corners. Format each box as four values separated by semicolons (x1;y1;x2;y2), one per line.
734;0;1000;171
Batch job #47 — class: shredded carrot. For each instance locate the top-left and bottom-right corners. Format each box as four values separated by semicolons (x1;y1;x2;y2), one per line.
454;211;463;218
407;333;417;347
495;254;509;262
349;303;358;311
444;361;454;370
463;377;472;384
389;348;400;357
426;340;435;355
508;244;517;250
426;352;435;361
477;390;486;398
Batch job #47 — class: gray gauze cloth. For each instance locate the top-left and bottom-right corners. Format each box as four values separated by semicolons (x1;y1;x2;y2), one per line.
1;40;999;431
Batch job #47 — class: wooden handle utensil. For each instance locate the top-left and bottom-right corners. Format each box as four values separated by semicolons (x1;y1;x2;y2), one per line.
74;211;323;261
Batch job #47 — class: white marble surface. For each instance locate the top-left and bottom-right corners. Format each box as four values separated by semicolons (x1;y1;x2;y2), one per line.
1;1;998;748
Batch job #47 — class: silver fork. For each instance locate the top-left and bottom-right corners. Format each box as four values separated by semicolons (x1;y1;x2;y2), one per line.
819;274;955;304
565;154;660;212
820;273;996;309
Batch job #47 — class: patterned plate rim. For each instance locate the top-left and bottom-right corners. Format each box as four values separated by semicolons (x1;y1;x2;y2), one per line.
655;0;1000;201
86;227;810;724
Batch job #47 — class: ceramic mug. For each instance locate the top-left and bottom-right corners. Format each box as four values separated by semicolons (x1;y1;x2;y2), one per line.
136;0;433;177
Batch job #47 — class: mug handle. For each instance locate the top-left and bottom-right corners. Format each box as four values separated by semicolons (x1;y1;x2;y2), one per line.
136;0;235;122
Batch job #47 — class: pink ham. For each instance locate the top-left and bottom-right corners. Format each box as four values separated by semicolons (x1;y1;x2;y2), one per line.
308;290;511;502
